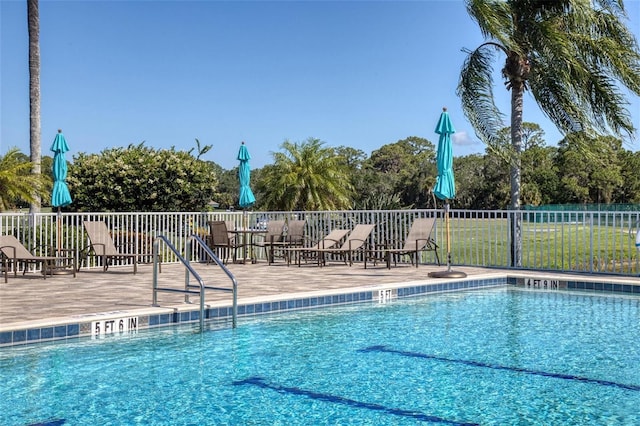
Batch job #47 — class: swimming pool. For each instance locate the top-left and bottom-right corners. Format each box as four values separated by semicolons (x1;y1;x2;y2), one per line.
2;287;640;425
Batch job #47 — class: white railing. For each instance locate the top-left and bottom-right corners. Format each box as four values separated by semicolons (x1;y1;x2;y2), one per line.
1;209;639;276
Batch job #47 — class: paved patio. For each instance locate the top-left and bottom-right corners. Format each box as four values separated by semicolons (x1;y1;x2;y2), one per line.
0;260;501;330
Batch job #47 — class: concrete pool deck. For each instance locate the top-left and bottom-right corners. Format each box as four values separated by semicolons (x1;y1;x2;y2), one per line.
1;260;639;345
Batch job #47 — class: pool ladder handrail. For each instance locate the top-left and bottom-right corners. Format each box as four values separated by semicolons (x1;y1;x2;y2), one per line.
152;235;238;331
186;234;238;329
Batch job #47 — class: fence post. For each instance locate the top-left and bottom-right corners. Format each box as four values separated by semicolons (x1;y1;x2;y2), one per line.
589;212;594;273
510;210;522;268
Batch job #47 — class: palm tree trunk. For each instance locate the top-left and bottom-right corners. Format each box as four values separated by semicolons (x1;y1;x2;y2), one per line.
509;83;524;267
28;0;41;213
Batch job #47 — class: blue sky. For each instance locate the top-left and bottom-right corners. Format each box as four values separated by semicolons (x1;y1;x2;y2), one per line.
1;0;639;170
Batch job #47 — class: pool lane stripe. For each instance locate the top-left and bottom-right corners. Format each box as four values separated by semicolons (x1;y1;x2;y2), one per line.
233;376;478;426
360;345;640;392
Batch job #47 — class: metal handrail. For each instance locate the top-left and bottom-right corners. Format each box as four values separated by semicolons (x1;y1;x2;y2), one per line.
186;234;238;328
152;235;237;330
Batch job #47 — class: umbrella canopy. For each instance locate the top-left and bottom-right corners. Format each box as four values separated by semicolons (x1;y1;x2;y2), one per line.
432;108;456;201
237;141;256;208
50;129;72;208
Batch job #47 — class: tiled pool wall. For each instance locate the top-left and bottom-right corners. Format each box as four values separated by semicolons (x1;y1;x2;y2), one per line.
2;276;639;347
509;276;640;294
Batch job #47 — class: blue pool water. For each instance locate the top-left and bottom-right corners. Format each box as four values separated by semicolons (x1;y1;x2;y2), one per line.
2;287;640;425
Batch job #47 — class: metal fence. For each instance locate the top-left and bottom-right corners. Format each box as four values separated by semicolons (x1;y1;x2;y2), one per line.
1;209;639;276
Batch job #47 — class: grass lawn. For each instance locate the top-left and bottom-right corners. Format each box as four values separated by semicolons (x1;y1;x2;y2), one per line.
433;217;639;274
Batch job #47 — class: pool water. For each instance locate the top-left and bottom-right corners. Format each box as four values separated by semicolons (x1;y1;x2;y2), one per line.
2;287;640;425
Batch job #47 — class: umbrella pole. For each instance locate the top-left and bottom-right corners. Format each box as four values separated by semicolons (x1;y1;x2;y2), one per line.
56;208;62;263
445;203;451;272
429;201;467;278
53;207;68;273
243;209;254;263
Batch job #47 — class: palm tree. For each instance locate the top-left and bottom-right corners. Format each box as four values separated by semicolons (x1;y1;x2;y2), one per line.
257;138;353;211
0;148;50;211
28;0;42;213
458;0;640;266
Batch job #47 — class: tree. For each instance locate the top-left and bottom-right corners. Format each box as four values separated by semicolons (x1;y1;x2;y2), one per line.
494;123;559;206
333;146;368;171
521;145;559;206
187;138;212;160
458;0;640;265
332;146;398;210
615;150;640;203
210;163;237;210
451;154;486;209
460;0;640;208
68;144;218;212
256;138;353;211
474;151;511;208
27;0;41;213
556;135;623;204
0;148;49;211
365;137;437;208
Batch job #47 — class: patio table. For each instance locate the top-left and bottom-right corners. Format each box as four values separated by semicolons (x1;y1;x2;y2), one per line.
230;229;266;264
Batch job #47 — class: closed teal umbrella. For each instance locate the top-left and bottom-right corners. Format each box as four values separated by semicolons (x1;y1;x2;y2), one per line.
429;109;466;278
433;108;456;201
51;129;72;209
237;142;256;261
237;141;256;208
51;129;72;260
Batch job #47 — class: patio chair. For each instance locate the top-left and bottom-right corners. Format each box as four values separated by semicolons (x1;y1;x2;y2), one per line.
311;224;376;267
0;235;76;283
287;228;349;266
269;219;307;264
207;220;245;264
368;218;440;269
225;220;237;242
80;221;144;274
251;220;286;264
285;220;306;246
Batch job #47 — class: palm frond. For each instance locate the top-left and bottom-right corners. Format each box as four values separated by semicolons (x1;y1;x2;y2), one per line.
522;0;640;139
0;148;49;210
466;0;516;49
457;43;507;145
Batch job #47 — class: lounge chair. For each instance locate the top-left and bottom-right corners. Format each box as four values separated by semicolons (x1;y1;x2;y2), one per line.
310;224;375;267
251;220;285;264
368;218;440;269
79;221;144;274
287;228;349;266
207;220;245;264
0;235;76;282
